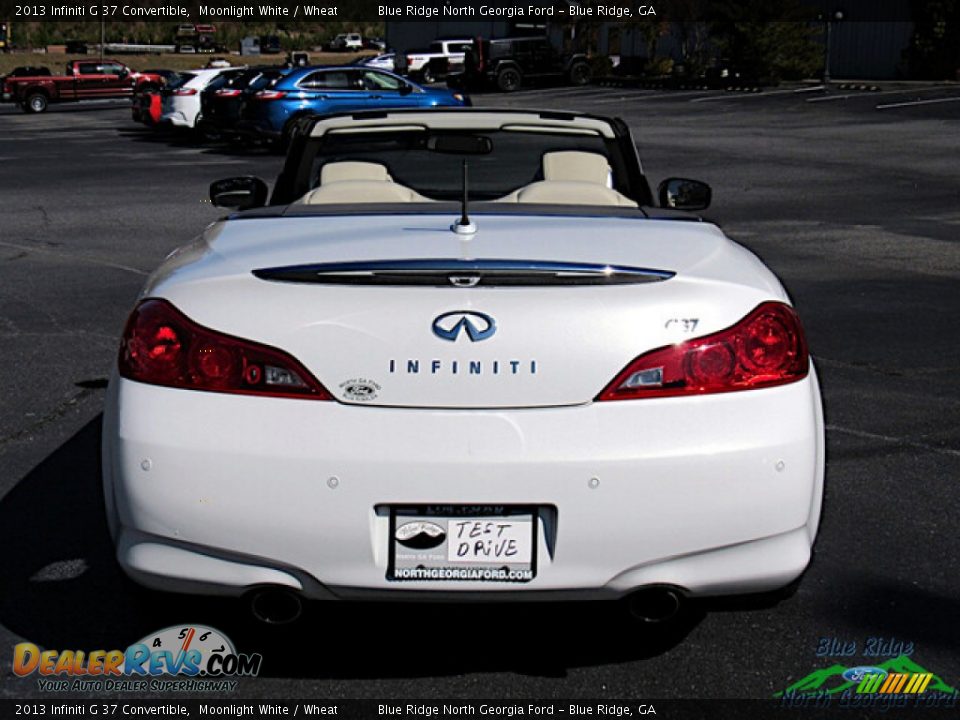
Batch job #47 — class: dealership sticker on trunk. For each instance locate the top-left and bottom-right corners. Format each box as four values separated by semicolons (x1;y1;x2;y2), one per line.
339;378;380;402
389;505;536;582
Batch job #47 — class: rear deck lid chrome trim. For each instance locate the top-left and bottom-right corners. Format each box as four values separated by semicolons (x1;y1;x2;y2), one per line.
252;259;675;287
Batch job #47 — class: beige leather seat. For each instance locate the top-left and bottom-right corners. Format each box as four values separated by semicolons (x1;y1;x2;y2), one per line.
319;161;392;184
297;161;432;204
542;150;612;184
497;151;638;207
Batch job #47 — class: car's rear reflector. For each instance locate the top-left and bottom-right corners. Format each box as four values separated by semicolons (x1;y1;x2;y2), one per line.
118;299;332;400
597;302;809;400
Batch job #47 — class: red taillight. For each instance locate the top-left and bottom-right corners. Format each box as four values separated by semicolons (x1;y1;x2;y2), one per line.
254;90;286;100
216;88;242;97
172;87;198;96
597;302;809;401
118;299;332;401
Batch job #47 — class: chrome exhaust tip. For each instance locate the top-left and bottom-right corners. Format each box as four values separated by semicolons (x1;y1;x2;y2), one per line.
249;588;303;625
626;587;683;623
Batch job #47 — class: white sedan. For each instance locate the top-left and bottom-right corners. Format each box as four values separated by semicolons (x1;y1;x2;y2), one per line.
159;67;243;129
103;109;824;624
358;53;396;71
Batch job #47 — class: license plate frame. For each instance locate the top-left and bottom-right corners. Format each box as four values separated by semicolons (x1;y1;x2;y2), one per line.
387;504;538;583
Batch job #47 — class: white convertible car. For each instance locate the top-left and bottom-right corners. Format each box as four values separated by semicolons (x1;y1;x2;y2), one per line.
103;109;824;624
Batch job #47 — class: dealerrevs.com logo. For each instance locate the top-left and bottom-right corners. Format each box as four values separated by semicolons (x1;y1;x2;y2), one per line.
13;624;262;692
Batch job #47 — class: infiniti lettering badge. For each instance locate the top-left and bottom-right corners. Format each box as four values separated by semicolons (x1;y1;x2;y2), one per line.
432;311;496;342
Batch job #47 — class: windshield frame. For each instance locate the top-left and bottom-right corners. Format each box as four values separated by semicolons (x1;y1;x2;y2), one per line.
272;113;652;206
305;129;630;202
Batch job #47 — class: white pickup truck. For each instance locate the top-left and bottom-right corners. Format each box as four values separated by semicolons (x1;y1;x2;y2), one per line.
329;33;363;52
394;38;474;84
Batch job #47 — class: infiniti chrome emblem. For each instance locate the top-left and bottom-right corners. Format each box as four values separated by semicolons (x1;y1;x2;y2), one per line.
432;311;496;342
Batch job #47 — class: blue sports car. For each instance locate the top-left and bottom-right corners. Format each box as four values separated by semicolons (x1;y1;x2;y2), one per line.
236;66;470;145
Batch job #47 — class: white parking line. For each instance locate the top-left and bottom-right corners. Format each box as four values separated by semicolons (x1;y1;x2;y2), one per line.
876;96;960;110
0;133;114;141
509;89;717;105
580;91;667;104
691;85;824;103
0;241;149;276
159;160;248;166
568;89;715;104
627;90;718;101
806;86;954;103
510;86;615;99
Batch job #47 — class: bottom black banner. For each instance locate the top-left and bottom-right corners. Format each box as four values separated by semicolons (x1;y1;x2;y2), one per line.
2;699;960;720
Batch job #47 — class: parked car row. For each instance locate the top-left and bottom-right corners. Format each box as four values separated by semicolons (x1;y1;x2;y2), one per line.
131;63;470;149
161;66;247;129
328;33;385;52
394;37;474;84
455;36;592;92
355;53;396;71
2;60;164;112
383;35;593;93
200;66;290;140
3;34;589;119
129;69;180;124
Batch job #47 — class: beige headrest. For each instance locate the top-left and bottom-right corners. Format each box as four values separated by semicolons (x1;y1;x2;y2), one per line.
320;161;391;184
297;180;431;204
513;181;637;207
542;151;611;184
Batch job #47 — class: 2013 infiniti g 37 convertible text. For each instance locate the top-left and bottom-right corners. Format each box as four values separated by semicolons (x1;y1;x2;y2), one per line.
103;109;824;624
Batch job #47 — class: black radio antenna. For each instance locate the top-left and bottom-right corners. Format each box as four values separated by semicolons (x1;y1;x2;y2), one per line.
452;159;477;235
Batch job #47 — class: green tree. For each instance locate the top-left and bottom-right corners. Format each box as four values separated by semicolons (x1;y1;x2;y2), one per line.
908;0;960;78
709;0;822;82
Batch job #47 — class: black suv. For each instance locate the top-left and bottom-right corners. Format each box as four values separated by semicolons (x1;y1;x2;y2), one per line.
458;36;591;92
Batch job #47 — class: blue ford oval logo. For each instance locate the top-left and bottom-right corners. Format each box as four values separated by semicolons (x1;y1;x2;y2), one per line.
842;666;887;683
432;311;496;342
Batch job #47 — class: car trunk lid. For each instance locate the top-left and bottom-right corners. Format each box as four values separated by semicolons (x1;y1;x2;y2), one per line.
152;213;785;408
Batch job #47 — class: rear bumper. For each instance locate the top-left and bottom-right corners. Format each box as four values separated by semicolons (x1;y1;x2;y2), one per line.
204;110;241;134
235;120;281;139
115;525;814;603
103;369;825;601
159;110;193;128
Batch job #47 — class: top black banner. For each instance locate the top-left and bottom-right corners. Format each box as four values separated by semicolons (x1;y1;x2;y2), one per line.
0;0;926;23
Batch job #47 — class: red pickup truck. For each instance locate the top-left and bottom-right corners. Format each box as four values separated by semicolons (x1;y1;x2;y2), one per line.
2;60;164;113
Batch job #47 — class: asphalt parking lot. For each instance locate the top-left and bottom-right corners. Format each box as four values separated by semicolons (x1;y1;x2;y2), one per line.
1;82;958;700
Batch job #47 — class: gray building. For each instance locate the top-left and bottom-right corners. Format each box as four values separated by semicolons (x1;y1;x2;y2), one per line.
824;22;913;79
596;19;914;80
385;21;504;53
385;20;551;54
386;0;916;80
